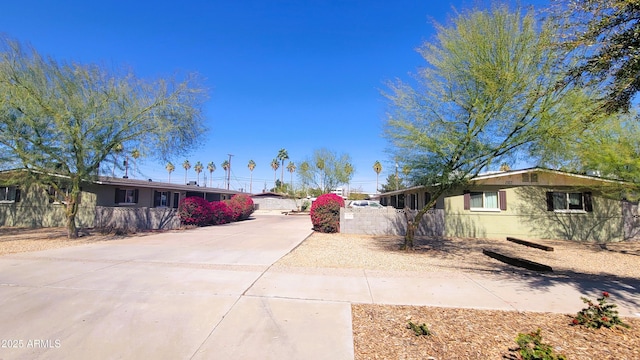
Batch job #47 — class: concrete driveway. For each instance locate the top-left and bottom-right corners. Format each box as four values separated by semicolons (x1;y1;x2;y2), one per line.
0;215;354;360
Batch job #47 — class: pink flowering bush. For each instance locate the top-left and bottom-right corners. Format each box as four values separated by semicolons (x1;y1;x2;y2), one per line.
225;194;255;221
310;193;345;233
210;201;234;225
178;196;213;226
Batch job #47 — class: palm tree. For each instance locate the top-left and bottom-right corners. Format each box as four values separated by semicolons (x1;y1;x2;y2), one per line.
344;162;353;197
315;158;325;192
207;162;216;187
166;162;175;183
277;148;289;185
286;161;296;191
221;160;230;189
247;160;256;193
373;161;382;193
112;143;123;177
270;158;280;190
131;149;140;175
194;161;203;185
182;159;191;184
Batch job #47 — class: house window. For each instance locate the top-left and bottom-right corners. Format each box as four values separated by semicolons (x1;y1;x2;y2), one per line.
546;192;592;212
0;186;21;202
47;186;77;204
424;192;435;208
115;188;139;204
470;191;498;209
410;193;417;210
154;191;168;207
173;193;180;208
464;191;507;211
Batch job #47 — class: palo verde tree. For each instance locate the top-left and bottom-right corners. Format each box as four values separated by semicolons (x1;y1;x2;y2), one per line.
535;108;640;189
0;38;206;238
550;0;640;113
297;148;353;194
384;5;603;249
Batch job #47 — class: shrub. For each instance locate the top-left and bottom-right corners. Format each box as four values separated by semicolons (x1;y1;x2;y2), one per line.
301;200;311;212
210;201;234;225
178;196;213;226
406;321;431;336
572;291;630;329
310;193;345;233
514;329;566;360
225;194;255;221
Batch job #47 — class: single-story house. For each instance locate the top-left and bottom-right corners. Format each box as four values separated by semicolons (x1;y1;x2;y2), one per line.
0;171;242;231
251;191;305;211
343;167;640;242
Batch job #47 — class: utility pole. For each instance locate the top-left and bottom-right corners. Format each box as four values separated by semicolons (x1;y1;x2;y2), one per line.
395;162;399;191
227;154;233;190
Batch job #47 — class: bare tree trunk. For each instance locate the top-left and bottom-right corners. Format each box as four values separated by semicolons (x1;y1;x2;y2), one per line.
402;207;416;249
401;190;444;250
65;187;81;239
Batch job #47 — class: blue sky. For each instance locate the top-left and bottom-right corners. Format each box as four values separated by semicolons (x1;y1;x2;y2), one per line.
2;0;548;193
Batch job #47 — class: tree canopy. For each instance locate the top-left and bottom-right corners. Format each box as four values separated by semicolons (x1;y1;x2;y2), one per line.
552;0;640;112
0;37;207;237
297;148;353;194
384;5;602;248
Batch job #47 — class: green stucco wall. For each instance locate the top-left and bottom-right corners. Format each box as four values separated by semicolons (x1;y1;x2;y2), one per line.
0;185;96;228
445;186;623;242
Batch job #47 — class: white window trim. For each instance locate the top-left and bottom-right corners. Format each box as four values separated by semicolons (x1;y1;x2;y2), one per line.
469;191;501;212
470;207;501;212
553;209;587;214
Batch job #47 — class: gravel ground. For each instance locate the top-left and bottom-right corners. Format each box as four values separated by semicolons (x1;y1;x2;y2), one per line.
275;232;640;279
276;232;640;359
0;227;144;256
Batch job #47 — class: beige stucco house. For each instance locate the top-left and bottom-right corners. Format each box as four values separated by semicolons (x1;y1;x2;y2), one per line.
376;168;639;242
0;171;241;231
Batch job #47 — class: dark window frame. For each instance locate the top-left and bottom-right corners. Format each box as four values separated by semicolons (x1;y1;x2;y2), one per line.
464;190;507;211
546;191;593;212
115;188;139;205
0;185;21;202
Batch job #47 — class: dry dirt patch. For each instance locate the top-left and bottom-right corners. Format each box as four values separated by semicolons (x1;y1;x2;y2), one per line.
0;227;151;256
